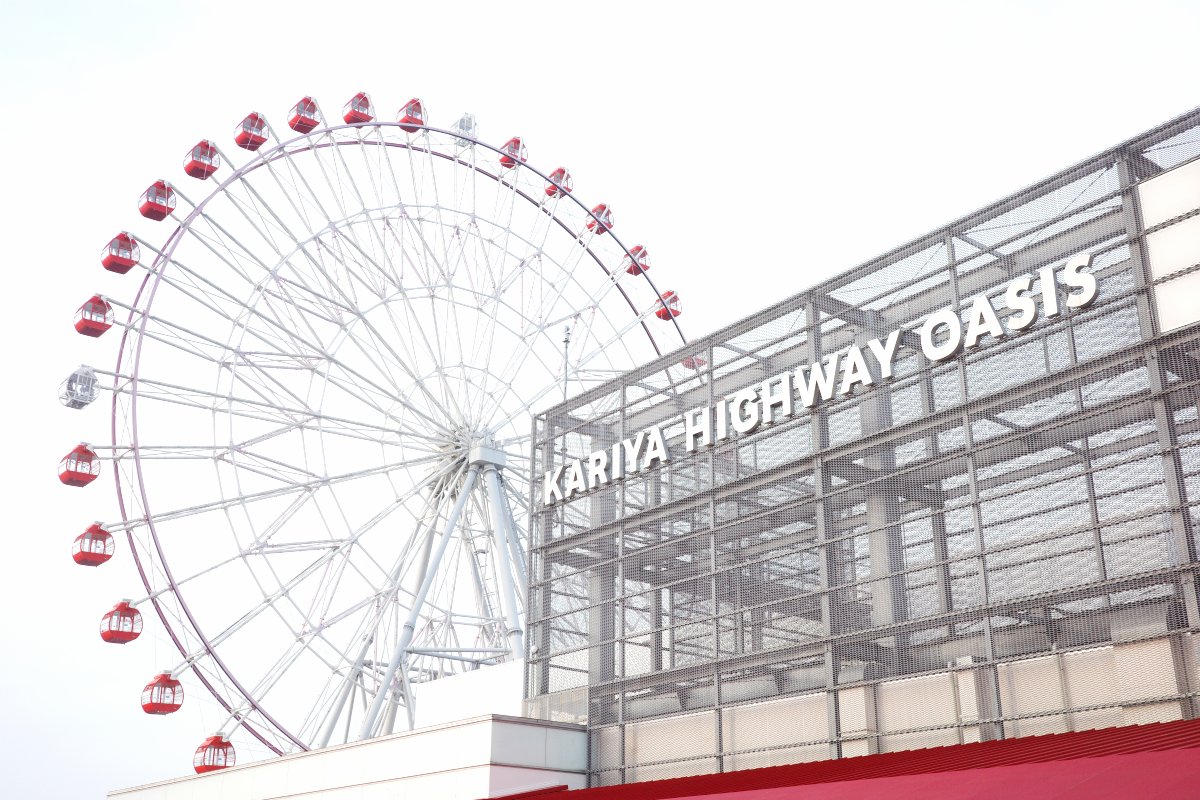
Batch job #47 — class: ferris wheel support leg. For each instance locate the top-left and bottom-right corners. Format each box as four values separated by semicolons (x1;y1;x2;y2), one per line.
497;478;530;593
382;659;419;736
357;466;481;741
400;663;418;732
338;489;443;744
483;465;526;660
317;633;375;749
382;692;401;737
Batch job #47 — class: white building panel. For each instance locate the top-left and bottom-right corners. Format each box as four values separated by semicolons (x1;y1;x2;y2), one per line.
108;716;586;800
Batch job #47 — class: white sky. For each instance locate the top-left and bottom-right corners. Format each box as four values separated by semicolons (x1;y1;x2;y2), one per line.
1;1;1198;797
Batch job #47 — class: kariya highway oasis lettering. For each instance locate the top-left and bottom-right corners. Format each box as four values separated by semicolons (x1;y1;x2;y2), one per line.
542;252;1099;506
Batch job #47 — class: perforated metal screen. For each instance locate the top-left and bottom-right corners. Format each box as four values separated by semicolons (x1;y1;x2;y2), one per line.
527;108;1200;786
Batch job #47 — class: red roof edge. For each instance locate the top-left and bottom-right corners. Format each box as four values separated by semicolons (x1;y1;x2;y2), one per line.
486;718;1200;800
488;785;570;800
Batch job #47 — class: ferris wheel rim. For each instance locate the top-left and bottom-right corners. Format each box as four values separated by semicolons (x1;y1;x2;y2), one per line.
105;113;690;755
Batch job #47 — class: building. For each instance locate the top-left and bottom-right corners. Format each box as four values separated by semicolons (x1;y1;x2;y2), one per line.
108;713;588;800
525;106;1200;788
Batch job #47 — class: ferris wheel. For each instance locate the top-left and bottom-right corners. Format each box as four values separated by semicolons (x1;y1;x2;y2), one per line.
59;92;689;770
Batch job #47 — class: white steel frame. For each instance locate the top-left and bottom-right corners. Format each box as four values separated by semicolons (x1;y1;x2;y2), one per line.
74;106;687;757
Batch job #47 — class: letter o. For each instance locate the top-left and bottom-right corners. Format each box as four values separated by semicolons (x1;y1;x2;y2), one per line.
921;307;962;361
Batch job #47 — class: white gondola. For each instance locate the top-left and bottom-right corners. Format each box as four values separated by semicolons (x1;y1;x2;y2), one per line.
59;365;98;409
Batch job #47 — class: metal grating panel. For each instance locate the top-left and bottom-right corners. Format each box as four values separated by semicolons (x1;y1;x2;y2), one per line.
526;108;1200;784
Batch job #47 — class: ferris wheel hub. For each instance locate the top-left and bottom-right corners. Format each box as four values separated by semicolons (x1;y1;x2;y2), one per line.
468;438;506;469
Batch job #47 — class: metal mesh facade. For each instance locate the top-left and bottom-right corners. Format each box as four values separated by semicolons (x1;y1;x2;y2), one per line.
526;108;1200;786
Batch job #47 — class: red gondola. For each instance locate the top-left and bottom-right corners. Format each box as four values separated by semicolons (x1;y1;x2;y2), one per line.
545;167;573;197
138;181;176;221
397;98;426;133
681;355;707;369
141;672;184;714
655;291;681;320
586;203;614;235
72;523;114;566
234;112;268;150
100;600;142;644
288;97;320;133
74;295;113;337
342;92;373;124
622;245;650;275
59;443;100;487
194;735;236;773
499;137;527;169
101;233;140;273
183;140;220;179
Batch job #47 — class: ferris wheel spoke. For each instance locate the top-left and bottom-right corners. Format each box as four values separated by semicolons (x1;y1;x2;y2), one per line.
245;586;391;721
134;500;364;619
260;242;437;421
489;181;524;307
485;251;598;394
328;130;375;211
373;222;479;423
216;158;347;284
391;221;466;407
406;143;465;296
369;171;472;408
377;296;466;427
446;212;595;424
141;251;366;409
110;290;350;427
470;282;559;422
486;320;572;414
241;235;363;327
253;274;398;394
228;273;454;436
570;308;652;375
175;185;295;285
329;134;406;294
158;468;463;680
452;187;521;374
130;452;456;530
293;491;402;607
265;137;342;231
244;372;390;448
368;128;411;225
293;214;474;429
249;589;407;746
352;129;400;231
248;641;332;719
223;447;327;484
107;368;442;451
248;476;457;651
217;165;296;259
171;624;345;748
262;141;397;302
288;136;404;320
461;233;523;420
106;298;234;366
168;216;266;293
305;132;366;232
505;305;652;430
